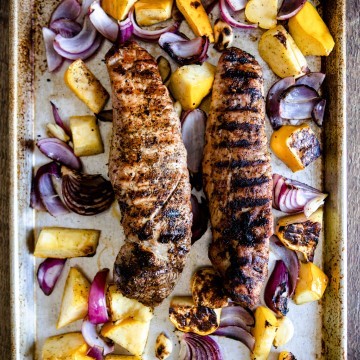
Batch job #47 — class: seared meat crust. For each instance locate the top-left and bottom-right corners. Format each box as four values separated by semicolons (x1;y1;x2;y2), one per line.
202;47;273;308
106;42;192;307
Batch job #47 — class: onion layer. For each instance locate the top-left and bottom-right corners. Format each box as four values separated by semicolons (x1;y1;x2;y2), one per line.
295;72;325;91
277;0;306;20
218;304;254;331
61;167;115;216
219;0;257;29
50;19;82;38
50;101;71;135
226;0;247;11
213;326;255;351
119;17;134;44
272;173;327;217
312;99;326;127
86;346;104;360
42;27;63;72
37;258;66;295
49;0;81;24
191;195;209;243
88;269;110;324
264;260;290;316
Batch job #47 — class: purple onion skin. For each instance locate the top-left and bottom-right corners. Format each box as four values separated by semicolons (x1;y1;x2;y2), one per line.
88;268;109;324
181;333;223;360
213;325;255;352
37;258;66;296
295;72;326;92
264;260;290;316
277;0;306;20
86;346;104;360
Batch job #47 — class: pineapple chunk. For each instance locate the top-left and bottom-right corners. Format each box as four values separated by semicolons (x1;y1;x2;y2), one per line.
70;116;104;157
101;319;151;356
273;317;294;347
245;0;277;29
169;62;216;110
251;306;278;360
34;227;100;259
57;267;90;328
65;59;109;114
107;284;153;322
135;0;173;26
42;332;90;360
293;261;328;305
102;0;138;21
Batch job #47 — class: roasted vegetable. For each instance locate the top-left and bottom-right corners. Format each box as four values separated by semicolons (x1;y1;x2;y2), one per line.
101;319;151;356
293;261;328;304
251;306;278;360
134;0;173;26
259;25;308;78
273;317;294;347
169;296;221;335
70;116;104;157
270;124;321;172
169;62;216;110
191;268;228;308
276;208;323;262
34;227;100;258
57;267;90;329
213;19;233;52
155;332;173;359
42;332;90;360
107;284;153;322
102;0;138;20
157;56;172;83
288;2;335;56
245;0;277;29
65;59;109;114
176;0;214;42
47;123;70;142
279;352;297;360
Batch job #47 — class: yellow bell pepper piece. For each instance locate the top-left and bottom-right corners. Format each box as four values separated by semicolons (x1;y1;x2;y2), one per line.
102;0;138;21
134;0;173;26
176;0;214;42
288;2;335;56
270;124;320;172
293;261;328;305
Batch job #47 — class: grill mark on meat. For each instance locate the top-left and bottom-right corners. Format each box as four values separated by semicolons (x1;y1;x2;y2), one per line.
106;42;192;307
202;47;272;308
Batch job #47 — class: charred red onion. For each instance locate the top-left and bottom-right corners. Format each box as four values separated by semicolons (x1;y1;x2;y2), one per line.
95;109;113;122
191;195;209;243
219;0;257;29
179;332;223;360
76;0;95;24
277;0;306;20
159;33;209;65
119;17;134;43
273;173;327;217
53;16;101;60
50;101;71;136
61;167;115;216
270;235;299;296
264;260;290;316
88;269;110;324
32;162;69;216
312;99;326;127
42;27;63;72
218;304;254;331
89;0;119;43
86;346;104;360
49;0;81;24
181;109;207;173
37;138;82;170
37;258;66;295
214;326;255;351
295;72;326;91
226;0;247;11
50;19;82;38
82;317;114;355
129;7;180;40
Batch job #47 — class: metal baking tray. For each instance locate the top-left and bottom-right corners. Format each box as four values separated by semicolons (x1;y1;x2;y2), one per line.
8;0;347;358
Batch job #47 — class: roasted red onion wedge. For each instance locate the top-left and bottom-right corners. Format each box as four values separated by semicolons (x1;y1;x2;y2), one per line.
32;162;69;216
295;72;326;91
213;326;255;351
159;34;209;65
50;19;82;38
37;138;82;170
86;346;104;360
273;173;327;217
37;258;66;295
226;0;247;11
191;195;209;243
95;109;113;122
179;332;223;360
181;109;207;173
88;269;110;324
281;84;319;103
50;101;71;135
270;235;299;296
89;0;119;43
76;0;94;24
266;76;295;129
53;16;100;59
312;99;326;127
42;27;64;72
61;167;115;216
129;8;180;40
277;0;306;20
49;0;81;24
219;0;257;29
218;304;254;331
82;318;114;355
264;260;290;316
119;17;134;44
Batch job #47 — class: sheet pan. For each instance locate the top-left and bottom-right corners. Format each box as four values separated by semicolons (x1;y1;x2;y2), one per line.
9;0;347;358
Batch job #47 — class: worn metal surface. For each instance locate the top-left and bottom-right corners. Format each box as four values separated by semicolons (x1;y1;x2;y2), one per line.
3;0;352;358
